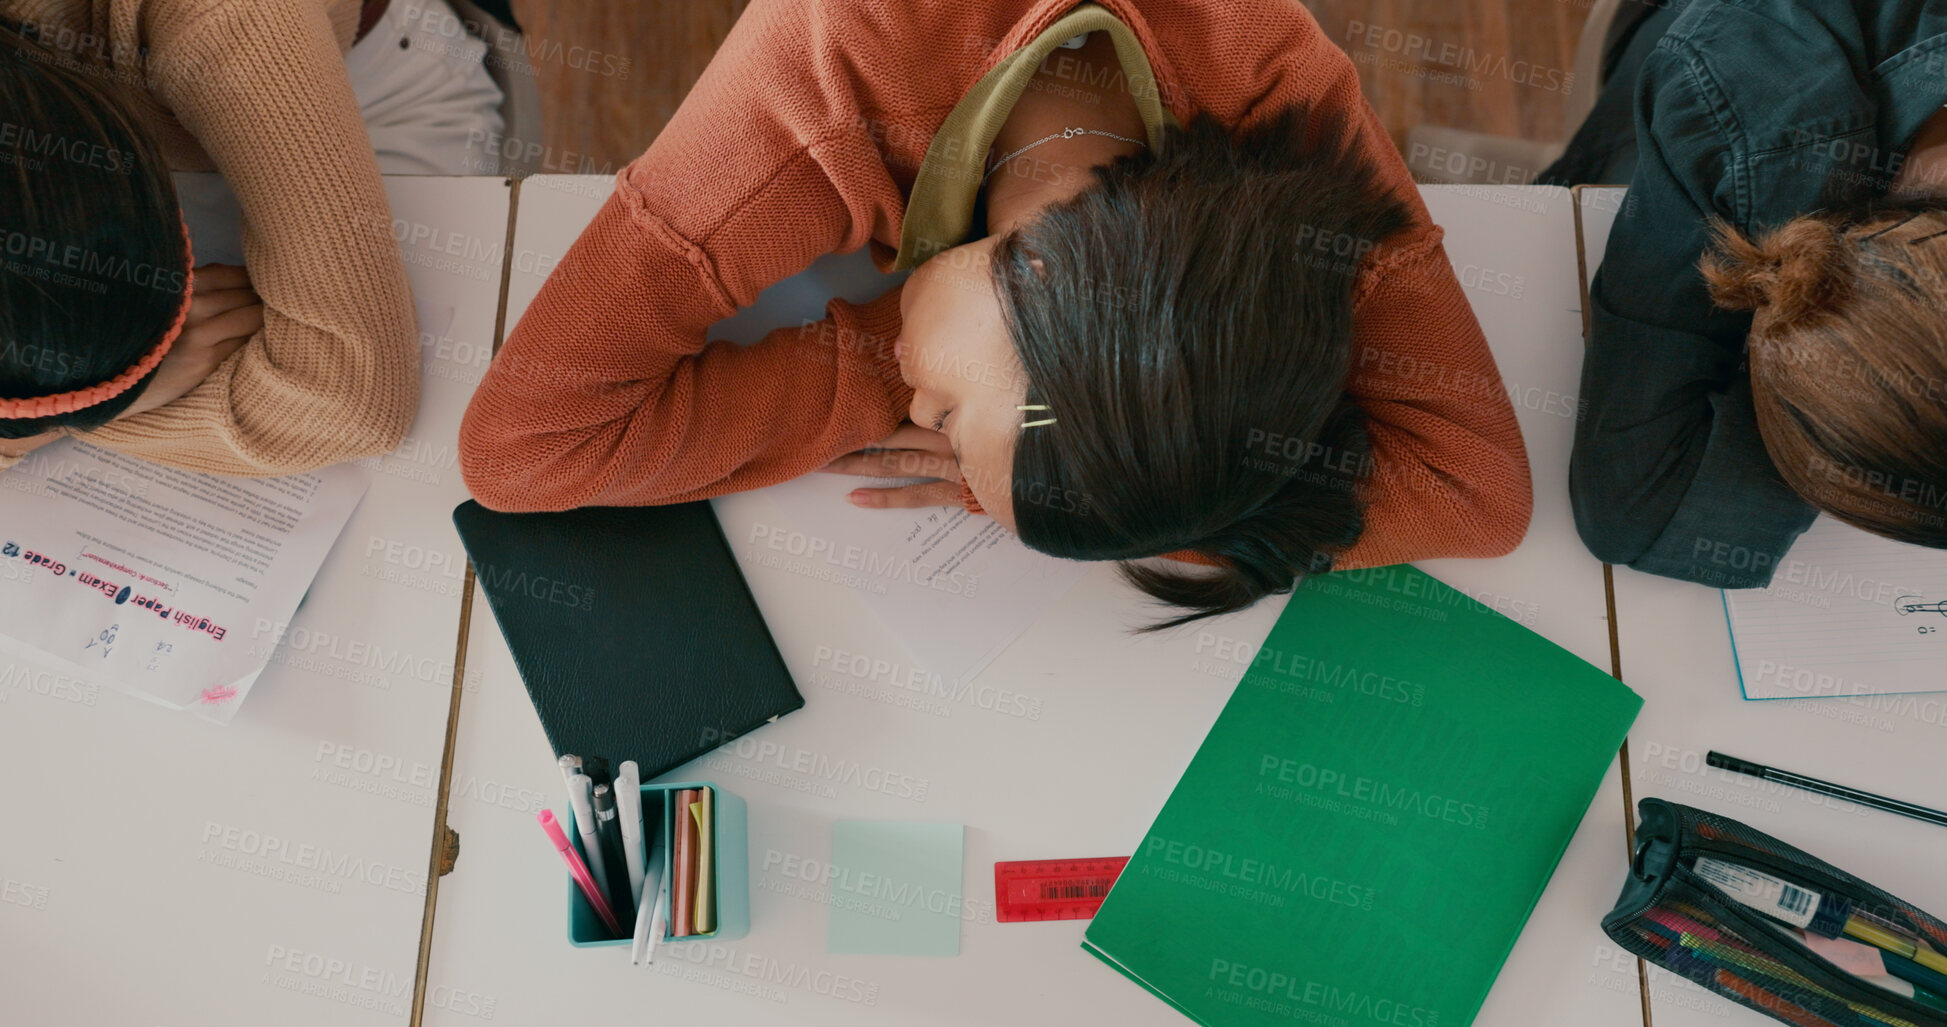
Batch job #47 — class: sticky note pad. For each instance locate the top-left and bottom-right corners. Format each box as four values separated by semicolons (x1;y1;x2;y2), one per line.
827;821;965;956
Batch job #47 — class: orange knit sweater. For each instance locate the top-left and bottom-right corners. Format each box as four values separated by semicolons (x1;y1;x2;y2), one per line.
460;0;1534;569
1;0;417;476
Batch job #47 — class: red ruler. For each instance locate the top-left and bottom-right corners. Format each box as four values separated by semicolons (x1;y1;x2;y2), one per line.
994;857;1129;922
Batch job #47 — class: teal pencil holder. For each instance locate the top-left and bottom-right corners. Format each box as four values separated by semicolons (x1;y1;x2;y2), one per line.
562;779;748;947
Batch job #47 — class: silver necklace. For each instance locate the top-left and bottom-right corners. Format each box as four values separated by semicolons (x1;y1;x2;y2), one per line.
983;126;1146;182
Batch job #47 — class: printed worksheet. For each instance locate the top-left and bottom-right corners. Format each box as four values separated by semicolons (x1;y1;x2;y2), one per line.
0;440;368;722
753;472;1088;685
1725;516;1947;698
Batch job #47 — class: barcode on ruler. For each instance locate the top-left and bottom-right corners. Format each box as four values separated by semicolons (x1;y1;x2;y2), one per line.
995;857;1129;922
1778;883;1813;916
1039;880;1110;900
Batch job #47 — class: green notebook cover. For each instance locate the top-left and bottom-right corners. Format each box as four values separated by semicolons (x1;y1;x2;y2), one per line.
1083;566;1641;1027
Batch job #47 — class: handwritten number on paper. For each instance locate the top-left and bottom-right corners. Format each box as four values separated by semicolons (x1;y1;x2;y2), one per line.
144;639;176;672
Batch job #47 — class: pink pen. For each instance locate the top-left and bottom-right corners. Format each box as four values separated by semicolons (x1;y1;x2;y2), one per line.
538;810;623;936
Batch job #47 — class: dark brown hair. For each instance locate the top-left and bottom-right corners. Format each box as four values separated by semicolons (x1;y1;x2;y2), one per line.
1701;210;1947;546
992;107;1413;629
1;21;185;437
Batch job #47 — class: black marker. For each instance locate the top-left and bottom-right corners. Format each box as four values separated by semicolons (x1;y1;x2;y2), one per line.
591;783;633;915
1708;752;1947;828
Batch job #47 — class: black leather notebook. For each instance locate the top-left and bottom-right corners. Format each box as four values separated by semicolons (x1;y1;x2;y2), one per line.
452;500;804;781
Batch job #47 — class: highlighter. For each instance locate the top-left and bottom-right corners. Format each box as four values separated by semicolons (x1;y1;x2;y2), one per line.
538;810;622;936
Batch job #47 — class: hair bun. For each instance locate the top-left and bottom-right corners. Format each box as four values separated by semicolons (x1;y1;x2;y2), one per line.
1700;216;1851;321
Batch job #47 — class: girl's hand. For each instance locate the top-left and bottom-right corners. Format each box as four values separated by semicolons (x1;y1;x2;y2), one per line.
819;423;965;508
121;264;263;419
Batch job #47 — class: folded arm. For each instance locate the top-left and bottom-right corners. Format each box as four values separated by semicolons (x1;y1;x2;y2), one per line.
78;0;418;475
1569;47;1814;586
459;0;912;511
457;184;911;512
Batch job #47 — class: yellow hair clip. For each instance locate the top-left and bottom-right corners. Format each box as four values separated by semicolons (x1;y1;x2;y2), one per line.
1017;404;1056;428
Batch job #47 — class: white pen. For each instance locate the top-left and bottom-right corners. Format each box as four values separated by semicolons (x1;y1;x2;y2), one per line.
567;772;613;903
616;761;646;910
644;864;671;966
557;755;583;814
642;822;673;970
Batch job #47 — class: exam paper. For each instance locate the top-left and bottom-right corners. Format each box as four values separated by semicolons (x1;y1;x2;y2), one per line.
1725;516;1947;699
0;440;368;722
753;472;1087;686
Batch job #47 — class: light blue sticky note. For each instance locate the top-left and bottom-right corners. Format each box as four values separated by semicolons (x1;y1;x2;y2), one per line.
827;821;965;956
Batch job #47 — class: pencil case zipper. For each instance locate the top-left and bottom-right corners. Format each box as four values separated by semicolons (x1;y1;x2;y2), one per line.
1668;860;1946;1025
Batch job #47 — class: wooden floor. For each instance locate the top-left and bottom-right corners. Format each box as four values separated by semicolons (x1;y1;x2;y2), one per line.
509;0;1593;177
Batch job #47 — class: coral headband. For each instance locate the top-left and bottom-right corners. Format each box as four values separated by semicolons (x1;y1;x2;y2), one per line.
0;224;195;420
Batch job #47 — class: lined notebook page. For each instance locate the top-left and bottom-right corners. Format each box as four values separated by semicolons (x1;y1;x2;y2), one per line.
1725;517;1947;698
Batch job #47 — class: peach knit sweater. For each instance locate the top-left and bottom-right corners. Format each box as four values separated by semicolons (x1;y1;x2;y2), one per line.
0;0;417;475
460;0;1533;569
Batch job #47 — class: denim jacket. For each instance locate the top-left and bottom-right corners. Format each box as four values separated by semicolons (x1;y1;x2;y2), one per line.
1573;0;1947;588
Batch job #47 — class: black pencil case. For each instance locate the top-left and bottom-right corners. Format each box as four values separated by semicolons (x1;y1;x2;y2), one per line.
1605;798;1947;1027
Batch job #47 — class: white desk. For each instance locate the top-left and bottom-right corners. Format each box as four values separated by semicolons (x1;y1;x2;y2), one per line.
0;177;509;1026
1578;187;1947;1027
419;181;1638;1026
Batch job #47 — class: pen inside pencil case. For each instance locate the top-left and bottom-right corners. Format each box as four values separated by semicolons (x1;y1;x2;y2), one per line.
1690;856;1945;961
1683;856;1947;1015
1641;900;1904;1023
